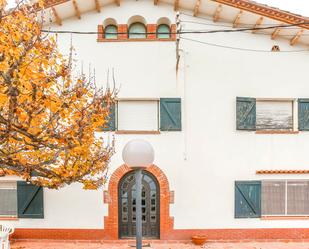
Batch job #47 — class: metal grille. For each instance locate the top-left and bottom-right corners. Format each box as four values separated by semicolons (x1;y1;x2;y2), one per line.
287;180;309;215
262;180;309;216
0;182;17;217
262;181;286;215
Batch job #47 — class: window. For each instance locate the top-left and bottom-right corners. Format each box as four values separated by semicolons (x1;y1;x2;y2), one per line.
0;182;17;217
103;98;182;132
0;181;44;218
236;97;297;132
262;180;309;216
117;100;159;131
235;180;309;219
157;24;171;39
128;22;146;39
256;100;293;131
105;25;117;39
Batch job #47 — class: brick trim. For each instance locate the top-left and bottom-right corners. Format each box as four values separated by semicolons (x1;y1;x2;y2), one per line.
117;24;128;40
168;228;309;241
147;24;157;40
104;164;174;239
12;228;309;241
256;170;309;174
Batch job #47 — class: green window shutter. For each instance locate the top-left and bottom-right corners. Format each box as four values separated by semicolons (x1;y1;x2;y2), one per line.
235;181;261;218
17;181;44;219
298;99;309;131
236;97;256;130
103;103;116;131
160;98;181;131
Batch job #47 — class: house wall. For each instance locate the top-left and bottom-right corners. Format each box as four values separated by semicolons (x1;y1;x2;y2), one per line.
2;0;309;234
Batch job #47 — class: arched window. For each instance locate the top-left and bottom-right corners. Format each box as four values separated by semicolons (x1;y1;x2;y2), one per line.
105;25;118;39
157;24;171;39
128;22;146;39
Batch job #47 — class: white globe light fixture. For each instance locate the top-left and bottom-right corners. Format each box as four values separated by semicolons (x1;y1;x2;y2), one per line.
122;139;154;249
122;139;155;169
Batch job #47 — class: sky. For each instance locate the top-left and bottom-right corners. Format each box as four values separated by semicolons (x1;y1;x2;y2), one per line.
6;0;309;17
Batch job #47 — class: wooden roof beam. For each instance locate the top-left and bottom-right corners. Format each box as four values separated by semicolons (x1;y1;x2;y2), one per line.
252;16;263;33
233;10;242;28
51;7;62;26
174;0;179;11
94;0;100;12
154;0;159;5
115;0;120;6
193;0;201;17
72;0;81;19
213;4;222;22
290;29;304;46
271;25;282;40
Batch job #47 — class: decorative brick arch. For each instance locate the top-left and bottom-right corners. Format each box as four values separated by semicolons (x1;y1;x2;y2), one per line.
104;164;174;239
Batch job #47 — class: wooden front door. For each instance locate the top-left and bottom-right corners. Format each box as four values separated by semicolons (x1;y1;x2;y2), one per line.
119;170;160;239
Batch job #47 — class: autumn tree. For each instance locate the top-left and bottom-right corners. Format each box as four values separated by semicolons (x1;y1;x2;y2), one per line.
0;0;115;189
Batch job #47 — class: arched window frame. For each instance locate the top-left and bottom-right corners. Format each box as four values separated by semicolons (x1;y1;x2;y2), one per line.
105;24;118;39
156;24;171;39
128;22;147;39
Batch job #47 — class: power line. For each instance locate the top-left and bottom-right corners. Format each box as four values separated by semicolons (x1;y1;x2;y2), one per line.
180;36;309;53
41;21;309;35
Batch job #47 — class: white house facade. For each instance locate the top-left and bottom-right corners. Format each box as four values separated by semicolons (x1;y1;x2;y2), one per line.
2;0;309;241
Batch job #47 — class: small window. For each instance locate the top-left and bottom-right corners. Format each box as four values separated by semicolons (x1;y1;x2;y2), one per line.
0;182;17;217
157;24;171;39
128;22;146;39
256;100;294;131
117;100;158;131
105;25;118;39
236;97;296;131
262;180;309;216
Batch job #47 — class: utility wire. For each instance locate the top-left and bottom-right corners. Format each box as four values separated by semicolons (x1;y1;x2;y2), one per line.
180;36;309;53
41;21;309;35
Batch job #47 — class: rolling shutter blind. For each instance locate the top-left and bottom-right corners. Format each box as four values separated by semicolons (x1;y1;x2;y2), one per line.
103;103;116;131
298;99;309;131
160;98;181;131
17;181;44;218
118;101;158;131
236;97;256;130
262;181;286;215
287;180;309;215
235;181;261;218
0;182;17;217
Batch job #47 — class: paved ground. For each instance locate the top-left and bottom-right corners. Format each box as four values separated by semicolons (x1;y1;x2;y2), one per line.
10;240;309;249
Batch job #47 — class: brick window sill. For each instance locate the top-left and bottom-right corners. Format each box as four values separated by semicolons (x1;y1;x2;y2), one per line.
97;38;176;42
115;130;160;135
261;216;309;220
0;217;18;220
255;130;299;134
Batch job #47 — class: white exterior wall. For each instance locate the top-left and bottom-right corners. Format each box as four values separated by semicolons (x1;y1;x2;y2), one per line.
2;0;309;230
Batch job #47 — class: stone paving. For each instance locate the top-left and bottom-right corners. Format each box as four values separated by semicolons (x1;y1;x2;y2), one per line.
10;240;309;249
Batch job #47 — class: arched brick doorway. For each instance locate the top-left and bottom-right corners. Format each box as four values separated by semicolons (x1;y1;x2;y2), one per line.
104;164;174;239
